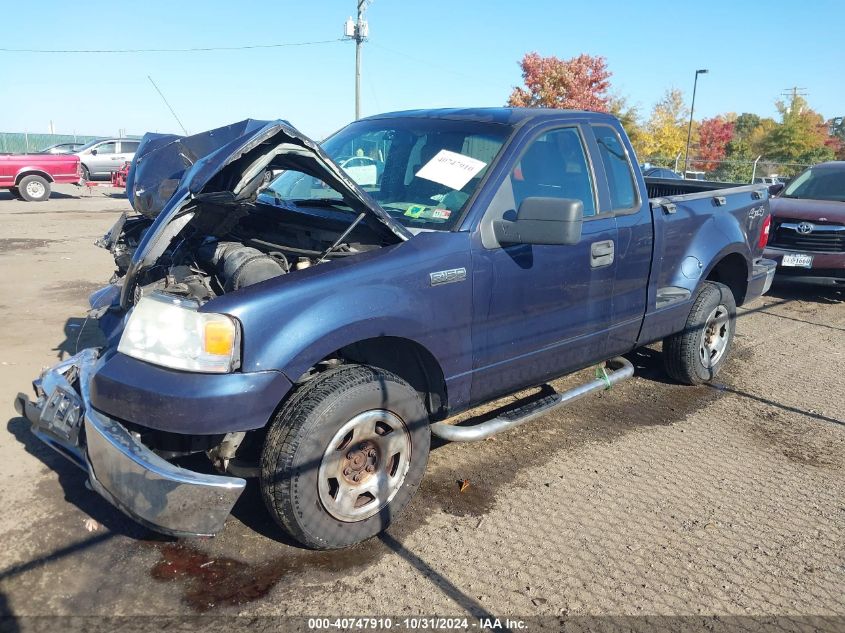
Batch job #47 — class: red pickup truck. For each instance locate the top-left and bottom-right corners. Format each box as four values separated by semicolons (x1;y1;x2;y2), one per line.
0;153;82;201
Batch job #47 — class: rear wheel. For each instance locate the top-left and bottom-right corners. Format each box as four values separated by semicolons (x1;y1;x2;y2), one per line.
663;281;736;385
17;175;51;202
260;364;430;550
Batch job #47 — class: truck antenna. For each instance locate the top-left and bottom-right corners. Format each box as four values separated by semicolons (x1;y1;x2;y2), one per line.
147;75;189;136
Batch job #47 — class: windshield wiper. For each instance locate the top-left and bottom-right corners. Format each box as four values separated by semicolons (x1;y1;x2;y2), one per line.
290;198;351;209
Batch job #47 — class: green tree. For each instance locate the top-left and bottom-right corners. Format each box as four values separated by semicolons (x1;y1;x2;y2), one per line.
827;117;844;159
763;94;833;164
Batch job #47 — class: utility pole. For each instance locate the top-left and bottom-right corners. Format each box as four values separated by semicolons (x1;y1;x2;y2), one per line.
344;1;369;120
781;87;808;114
683;68;708;179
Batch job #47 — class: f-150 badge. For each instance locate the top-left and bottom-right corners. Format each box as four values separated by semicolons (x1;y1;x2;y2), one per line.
430;268;467;286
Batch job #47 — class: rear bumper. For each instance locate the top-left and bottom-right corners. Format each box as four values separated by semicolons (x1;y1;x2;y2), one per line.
15;349;245;537
746;258;777;302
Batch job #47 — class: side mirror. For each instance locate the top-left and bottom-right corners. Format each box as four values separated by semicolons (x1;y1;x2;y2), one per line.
91;149;98;155
768;183;784;196
493;197;584;246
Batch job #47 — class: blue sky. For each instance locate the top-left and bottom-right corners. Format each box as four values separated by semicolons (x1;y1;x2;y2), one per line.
2;0;842;139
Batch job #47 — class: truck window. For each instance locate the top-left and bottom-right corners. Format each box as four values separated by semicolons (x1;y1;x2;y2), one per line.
511;128;596;217
592;125;638;211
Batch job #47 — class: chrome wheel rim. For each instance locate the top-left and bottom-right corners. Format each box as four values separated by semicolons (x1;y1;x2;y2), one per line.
700;304;731;368
317;409;412;522
25;180;46;198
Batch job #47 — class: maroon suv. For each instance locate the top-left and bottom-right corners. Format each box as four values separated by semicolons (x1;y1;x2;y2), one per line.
764;161;845;286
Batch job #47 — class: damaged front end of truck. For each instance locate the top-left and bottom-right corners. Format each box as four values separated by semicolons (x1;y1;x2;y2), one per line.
15;119;408;537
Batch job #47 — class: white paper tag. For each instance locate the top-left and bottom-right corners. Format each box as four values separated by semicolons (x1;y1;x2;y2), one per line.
415;150;487;191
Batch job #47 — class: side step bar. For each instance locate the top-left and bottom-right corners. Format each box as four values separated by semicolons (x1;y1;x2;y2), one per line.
430;357;634;442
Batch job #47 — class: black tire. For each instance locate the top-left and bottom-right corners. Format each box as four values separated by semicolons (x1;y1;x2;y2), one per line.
17;175;51;202
260;364;430;550
9;187;23;200
81;164;91;182
663;281;736;385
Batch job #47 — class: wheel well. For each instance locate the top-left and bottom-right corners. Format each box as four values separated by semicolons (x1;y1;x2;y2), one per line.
706;253;748;305
15;170;53;185
330;337;448;420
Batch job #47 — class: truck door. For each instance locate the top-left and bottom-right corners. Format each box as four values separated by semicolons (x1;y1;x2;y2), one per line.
470;125;618;403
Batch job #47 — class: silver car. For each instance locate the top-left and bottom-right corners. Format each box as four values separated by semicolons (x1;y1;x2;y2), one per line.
75;138;140;180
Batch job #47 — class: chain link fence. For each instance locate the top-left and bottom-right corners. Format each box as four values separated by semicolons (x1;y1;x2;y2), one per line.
641;155;813;184
0;132;101;154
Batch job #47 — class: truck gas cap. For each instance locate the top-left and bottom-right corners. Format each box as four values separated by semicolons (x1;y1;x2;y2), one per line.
681;256;703;279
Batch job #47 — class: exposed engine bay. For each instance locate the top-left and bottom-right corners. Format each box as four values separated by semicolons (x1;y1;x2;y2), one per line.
102;198;387;305
99;118;410;310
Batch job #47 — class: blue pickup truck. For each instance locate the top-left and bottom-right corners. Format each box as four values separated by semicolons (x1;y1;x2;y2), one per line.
16;109;776;549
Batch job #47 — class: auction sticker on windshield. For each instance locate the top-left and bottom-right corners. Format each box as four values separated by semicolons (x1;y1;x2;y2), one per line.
781;253;813;268
415;150;487;190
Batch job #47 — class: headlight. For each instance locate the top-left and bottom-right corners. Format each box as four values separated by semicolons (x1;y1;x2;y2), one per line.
118;294;240;373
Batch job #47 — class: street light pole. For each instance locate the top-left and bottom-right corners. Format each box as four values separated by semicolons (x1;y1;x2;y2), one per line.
684;68;708;178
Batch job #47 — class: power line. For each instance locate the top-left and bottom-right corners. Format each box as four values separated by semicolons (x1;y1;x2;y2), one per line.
0;39;344;54
781;86;808;99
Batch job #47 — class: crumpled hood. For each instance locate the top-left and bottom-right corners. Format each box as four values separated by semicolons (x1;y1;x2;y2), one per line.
118;119;411;308
125;118;410;241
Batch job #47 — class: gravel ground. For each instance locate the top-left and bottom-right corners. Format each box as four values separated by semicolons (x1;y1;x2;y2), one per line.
0;185;843;631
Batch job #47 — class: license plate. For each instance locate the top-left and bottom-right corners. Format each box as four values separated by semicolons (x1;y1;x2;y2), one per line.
781;253;813;268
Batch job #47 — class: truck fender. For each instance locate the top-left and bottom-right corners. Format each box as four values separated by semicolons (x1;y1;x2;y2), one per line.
665;215;751;298
15;168;55;185
231;282;452;387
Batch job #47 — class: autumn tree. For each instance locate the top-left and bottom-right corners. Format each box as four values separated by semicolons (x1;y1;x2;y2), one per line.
763;94;833;164
641;88;689;163
696;116;735;171
508;52;612;111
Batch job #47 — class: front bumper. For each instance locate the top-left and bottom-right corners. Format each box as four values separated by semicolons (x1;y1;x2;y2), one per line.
763;247;845;286
14;349;245;537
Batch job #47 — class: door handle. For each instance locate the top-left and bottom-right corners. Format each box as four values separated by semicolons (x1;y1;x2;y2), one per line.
590;240;615;268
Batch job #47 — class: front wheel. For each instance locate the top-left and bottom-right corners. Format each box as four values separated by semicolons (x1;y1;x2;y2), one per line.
663;281;736;385
260;364;430;550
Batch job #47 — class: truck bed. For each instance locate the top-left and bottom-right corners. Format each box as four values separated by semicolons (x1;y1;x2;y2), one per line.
638;177;772;345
